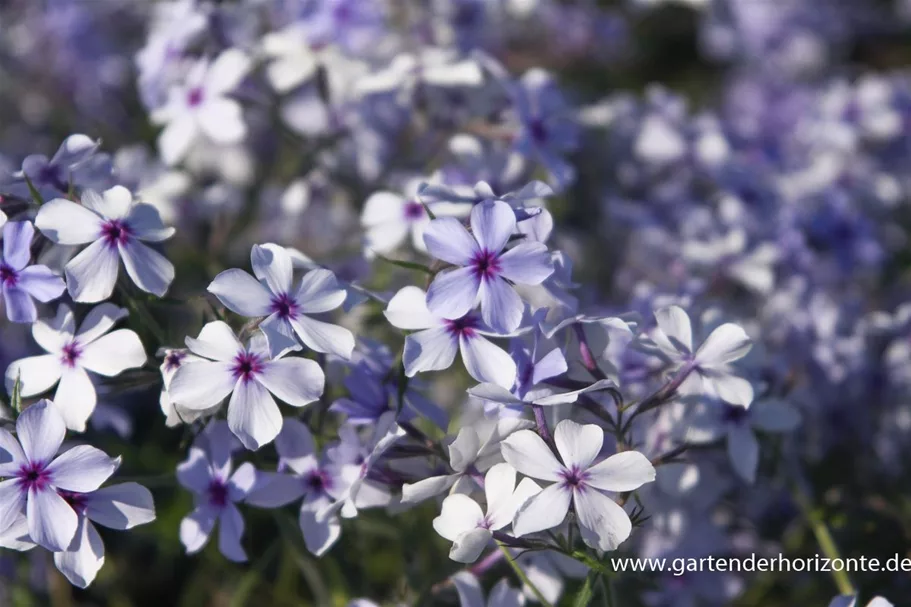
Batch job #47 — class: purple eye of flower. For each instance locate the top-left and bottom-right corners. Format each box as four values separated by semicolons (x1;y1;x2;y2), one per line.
187;87;204;107
269;293;300;320
60;341;82;368
304;469;332;494
207;479;229;508
100;219;133;247
333;2;352;22
559;465;589;490
470;249;501;281
403;201;425;220
38;163;66;190
0;263;18;287
231;351;264;383
529;118;549;143
445;314;479;338
723;405;750;425
17;461;51;492
164;350;186;371
59;490;88;514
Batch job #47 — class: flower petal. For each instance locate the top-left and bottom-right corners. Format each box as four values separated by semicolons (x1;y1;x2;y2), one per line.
727;424;759;484
478;277;523;334
554;420;603;470
218;503;247;562
423;217;479;265
17;400;65;464
401;474;458;504
432;493;484;541
403;327;458;377
450;528;492;563
295;269;347;314
53;517;105;589
384;286;437;330
197;99;246;144
586;451;656;492
32;305;74;352
126;203;175;242
75;303;129;344
85;482;156;530
290;315;355;359
574;487;632;551
35;199;103;245
79;329;147;376
426;266;480;321
118;239;175;297
185;321;243;361
498;242;554;285
470;200;515;254
227;379;283;451
512;483;571;537
65;240;120;303
701;369;754;407
653;305;693;356
251;243;293;295
484;463;517;529
500;429;563;482
48;445;119;492
180;506;216;554
208;269;273;316
3;286;36;323
3;221;34;269
17;266;66;303
168;361;236;410
695;323;752;367
5;355;62;398
27;487;78;551
299;496;341;556
274;418;317;475
52;367;97;432
750;400;801;433
257;358;324;407
459;334;517;389
158;115;198;166
84;186;132;219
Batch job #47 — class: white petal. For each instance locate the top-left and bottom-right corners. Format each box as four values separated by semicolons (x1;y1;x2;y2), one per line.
168;361;236;410
158;115;198;166
227;379;283;451
299;496;341;556
52;367;97;432
586;451;656;492
701;370;754;407
79;330;147;376
5;355;62;398
727;424;759;483
553;420;603;470
484;463;517;529
208;269;272;316
403;327;458;376
426;266;480;321
65;240;120;303
470;200;515;254
695;323;752;366
85;483;156;529
479;277;523;334
291;315;355;359
251;243;293;295
497;242;554;285
449;528;492;563
452;572;485;607
653;305;693;356
384;286;437;330
257;358;324;407
218;503;247;562
401;474;458;504
0;429;25;476
432;493;484;541
17;400;65;463
48;445;119;492
488;579;525;607
459;334;517;389
750;400;801;433
260;314;302;358
32;305;75;352
27;488;78;551
118;239;175;297
85;186;132;219
126;203;175;242
467;383;524;406
35;199;102;245
76;303;129;344
180;506;216;554
423;217;479;265
185;321;243;361
512;483;571;537
531;379;617;407
295;269;346;314
197;99;246;145
500;430;563;482
274;418;317;475
574;488;632;551
364;220;409;256
205;48;251;95
0;479;27;531
361;191;405;227
53;517;105;589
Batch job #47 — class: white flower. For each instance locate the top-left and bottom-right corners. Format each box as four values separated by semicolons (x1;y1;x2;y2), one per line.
829;596;894;607
35;186;176;302
501;420;655;551
4;304;147;431
158;348;207;427
432;463;539;563
649;305;754;407
168;322;325;450
152;48;252;166
452;572;526;607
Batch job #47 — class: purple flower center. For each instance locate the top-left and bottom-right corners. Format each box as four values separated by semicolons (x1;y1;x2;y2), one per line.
304;469;333;494
559;465;590;491
100;219;132;248
723;405;750;425
445;314;479;338
60;490;88;514
38;163;66;191
270;293;300;320
60;341;82;368
333;2;352;22
403;201;425;221
0;263;18;287
187;87;204;107
17;461;51;492
163;350;186;371
470;249;502;281
529;118;548;143
207;479;229;508
231;351;264;383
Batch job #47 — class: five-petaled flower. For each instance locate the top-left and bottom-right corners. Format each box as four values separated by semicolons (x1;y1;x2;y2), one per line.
0;221;66;323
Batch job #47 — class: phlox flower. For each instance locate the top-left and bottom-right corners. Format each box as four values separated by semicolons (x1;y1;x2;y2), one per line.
208;243;354;359
35;186;176;302
177;423;254;562
384;285;517;388
8;134;100;200
423;200;554;334
0;221;66;322
501;419;655;551
451;572;526;607
0;401;120;552
5;304;147;431
829;597;893;607
432;463;539;563
168;322;325;450
647;305;754;407
157;348;207;427
152;48;252;166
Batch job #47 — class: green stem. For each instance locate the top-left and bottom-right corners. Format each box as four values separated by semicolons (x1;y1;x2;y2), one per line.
497;542;554;607
792;483;855;596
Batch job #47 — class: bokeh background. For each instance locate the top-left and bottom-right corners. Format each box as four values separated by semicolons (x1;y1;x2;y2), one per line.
2;0;911;606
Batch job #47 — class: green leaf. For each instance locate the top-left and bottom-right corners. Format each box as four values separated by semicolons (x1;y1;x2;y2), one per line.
22;174;45;206
375;253;434;275
573;570;598;607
